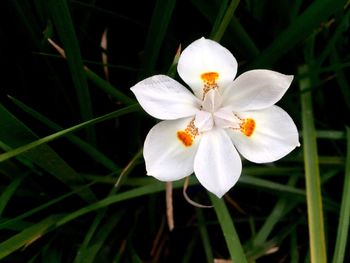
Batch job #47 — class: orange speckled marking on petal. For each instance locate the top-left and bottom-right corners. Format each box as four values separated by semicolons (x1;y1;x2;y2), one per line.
177;131;193;147
240;118;256;137
201;72;219;84
201;72;219;99
177;119;199;147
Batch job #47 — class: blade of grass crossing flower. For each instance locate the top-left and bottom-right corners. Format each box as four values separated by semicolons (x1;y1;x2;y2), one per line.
209;194;248;263
0;215;63;260
0;104;140;163
8;96;120;172
0;174;26;216
211;0;240;42
299;65;327;263
252;0;347;68
331;127;350;263
0;104;96;202
139;0;176;78
195;207;214;263
46;0;95;143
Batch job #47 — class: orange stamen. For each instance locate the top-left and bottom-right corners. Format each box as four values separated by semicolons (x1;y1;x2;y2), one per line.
177;131;193;147
201;72;219;84
240;118;256;137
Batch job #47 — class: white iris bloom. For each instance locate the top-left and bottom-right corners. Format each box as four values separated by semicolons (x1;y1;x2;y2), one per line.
131;37;300;198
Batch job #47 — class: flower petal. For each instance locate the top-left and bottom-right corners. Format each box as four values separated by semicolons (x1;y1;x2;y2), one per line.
194;128;242;198
222;70;294;111
227;106;300;163
177;37;237;99
130;75;200;120
144;118;200;181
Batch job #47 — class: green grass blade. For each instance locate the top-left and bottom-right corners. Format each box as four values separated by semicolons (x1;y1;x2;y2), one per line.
252;175;299;246
0;104;140;163
139;0;176;78
252;0;347;67
9;96;120;172
209;194;248;263
0;182;95;231
195;207;214;262
76;212;124;263
0;174;25;216
209;0;228;38
299;65;327;263
331;126;350;263
0;215;63;260
330;49;350;111
0;103;96;202
211;0;240;42
73;149;141;263
47;0;95;142
85;68;136;106
317;11;350;67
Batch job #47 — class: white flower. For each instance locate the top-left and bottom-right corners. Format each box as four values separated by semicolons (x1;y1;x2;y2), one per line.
131;37;300;198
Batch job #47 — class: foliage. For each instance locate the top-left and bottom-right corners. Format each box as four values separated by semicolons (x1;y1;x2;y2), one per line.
0;0;349;262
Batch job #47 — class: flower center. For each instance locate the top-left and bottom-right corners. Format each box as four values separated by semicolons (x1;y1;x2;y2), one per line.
240;118;256;137
177;119;199;147
201;72;219;99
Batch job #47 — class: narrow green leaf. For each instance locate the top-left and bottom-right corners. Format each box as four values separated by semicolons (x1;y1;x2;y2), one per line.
195;208;214;262
0;103;96;202
85;68;136;106
9;96;120;172
331;127;350;263
0;104;140;163
0;174;25;216
209;0;228;38
209;194;248;263
0;215;63;260
76;212;124;263
46;0;95;142
299;65;327;263
253;175;299;246
211;0;240;42
252;0;347;67
139;0;176;78
0;182;95;231
73;149;141;263
317;11;350;67
330;50;350;111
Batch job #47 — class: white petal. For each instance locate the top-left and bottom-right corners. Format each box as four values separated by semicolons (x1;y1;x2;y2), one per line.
144;118;200;181
228;106;300;163
202;89;223;112
213;107;240;129
177;37;237;99
194;128;242;198
222;70;294;111
194;111;214;132
130;75;200;120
